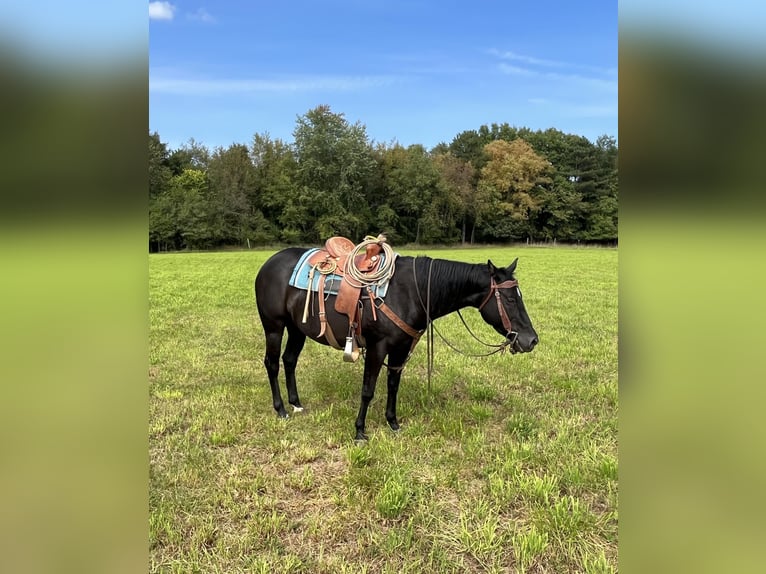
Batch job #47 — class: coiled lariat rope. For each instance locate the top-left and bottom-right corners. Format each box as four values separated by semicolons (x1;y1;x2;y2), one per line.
343;234;396;287
341;234;400;365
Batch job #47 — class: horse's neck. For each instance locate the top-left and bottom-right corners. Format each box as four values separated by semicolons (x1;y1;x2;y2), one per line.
424;259;489;320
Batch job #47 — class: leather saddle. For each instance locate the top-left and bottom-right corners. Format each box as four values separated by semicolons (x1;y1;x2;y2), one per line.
307;237;382;275
302;236;384;360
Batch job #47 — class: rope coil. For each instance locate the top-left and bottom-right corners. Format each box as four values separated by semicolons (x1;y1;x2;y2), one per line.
343;234;396;287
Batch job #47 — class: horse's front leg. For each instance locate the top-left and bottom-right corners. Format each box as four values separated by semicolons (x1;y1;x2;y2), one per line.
384;343;412;432
354;340;386;441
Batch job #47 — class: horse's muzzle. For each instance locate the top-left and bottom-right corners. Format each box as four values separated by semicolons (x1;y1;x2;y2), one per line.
510;334;538;353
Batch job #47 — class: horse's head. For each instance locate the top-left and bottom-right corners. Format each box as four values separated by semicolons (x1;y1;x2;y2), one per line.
479;258;539;353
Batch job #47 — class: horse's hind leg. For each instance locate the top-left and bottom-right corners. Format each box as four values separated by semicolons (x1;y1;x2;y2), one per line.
283;322;306;412
263;324;289;418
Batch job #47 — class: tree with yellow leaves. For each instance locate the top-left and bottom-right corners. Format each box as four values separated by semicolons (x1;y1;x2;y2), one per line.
477;139;552;240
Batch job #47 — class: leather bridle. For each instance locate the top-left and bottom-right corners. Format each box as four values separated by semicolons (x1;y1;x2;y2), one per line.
478;277;519;340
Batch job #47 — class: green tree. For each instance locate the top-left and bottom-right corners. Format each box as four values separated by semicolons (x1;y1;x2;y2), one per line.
149;131;172;200
167;138;210;175
433;152;477;244
532;175;583;241
250;133;297;243
176;169;214;249
364;143;400;240
206;143;257;245
150;169;213;250
449;129;491;168
581;135;618;241
378;144;451;243
149;132;175;251
291;105;375;242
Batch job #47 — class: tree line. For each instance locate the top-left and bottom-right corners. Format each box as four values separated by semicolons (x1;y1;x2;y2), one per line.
149;105;617;251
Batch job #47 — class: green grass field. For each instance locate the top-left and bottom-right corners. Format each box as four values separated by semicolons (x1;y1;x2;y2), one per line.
149;245;617;573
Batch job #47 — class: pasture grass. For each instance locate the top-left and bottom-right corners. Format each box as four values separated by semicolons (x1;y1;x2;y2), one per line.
149;245;617;573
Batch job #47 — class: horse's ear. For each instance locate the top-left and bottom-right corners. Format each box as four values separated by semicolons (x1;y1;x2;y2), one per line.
508;258;518;274
487;260;499;276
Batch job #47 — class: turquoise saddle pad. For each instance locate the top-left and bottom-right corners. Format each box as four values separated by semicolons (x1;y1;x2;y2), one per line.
288;248;393;298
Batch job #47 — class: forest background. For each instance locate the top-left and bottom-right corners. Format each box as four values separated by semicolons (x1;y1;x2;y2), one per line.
149;105;617;251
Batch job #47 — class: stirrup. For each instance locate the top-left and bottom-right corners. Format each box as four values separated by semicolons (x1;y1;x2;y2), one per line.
343;335;360;362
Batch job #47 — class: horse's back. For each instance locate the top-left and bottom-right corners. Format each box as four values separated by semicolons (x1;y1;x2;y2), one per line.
255;247;309;320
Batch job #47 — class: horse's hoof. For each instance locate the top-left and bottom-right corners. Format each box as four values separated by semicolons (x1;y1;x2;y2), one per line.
292;404;304;413
354;432;368;442
388;421;400;432
277;410;289;419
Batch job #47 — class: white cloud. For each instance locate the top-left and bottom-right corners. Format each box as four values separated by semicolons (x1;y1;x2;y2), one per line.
498;63;617;94
498;63;536;76
491;49;566;68
188;8;215;23
149;2;176;21
492;49;615;78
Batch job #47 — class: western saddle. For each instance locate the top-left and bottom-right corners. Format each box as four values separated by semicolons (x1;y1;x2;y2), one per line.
301;235;420;362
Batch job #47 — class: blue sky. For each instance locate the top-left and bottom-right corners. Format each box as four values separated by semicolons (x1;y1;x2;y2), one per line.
150;1;617;151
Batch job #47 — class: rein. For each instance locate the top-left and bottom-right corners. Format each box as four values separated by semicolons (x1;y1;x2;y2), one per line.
412;258;518;391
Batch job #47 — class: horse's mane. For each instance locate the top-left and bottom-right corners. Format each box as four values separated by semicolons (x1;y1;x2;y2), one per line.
409;256;488;315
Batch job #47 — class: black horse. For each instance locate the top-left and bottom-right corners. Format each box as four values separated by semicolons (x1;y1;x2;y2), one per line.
255;248;538;440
